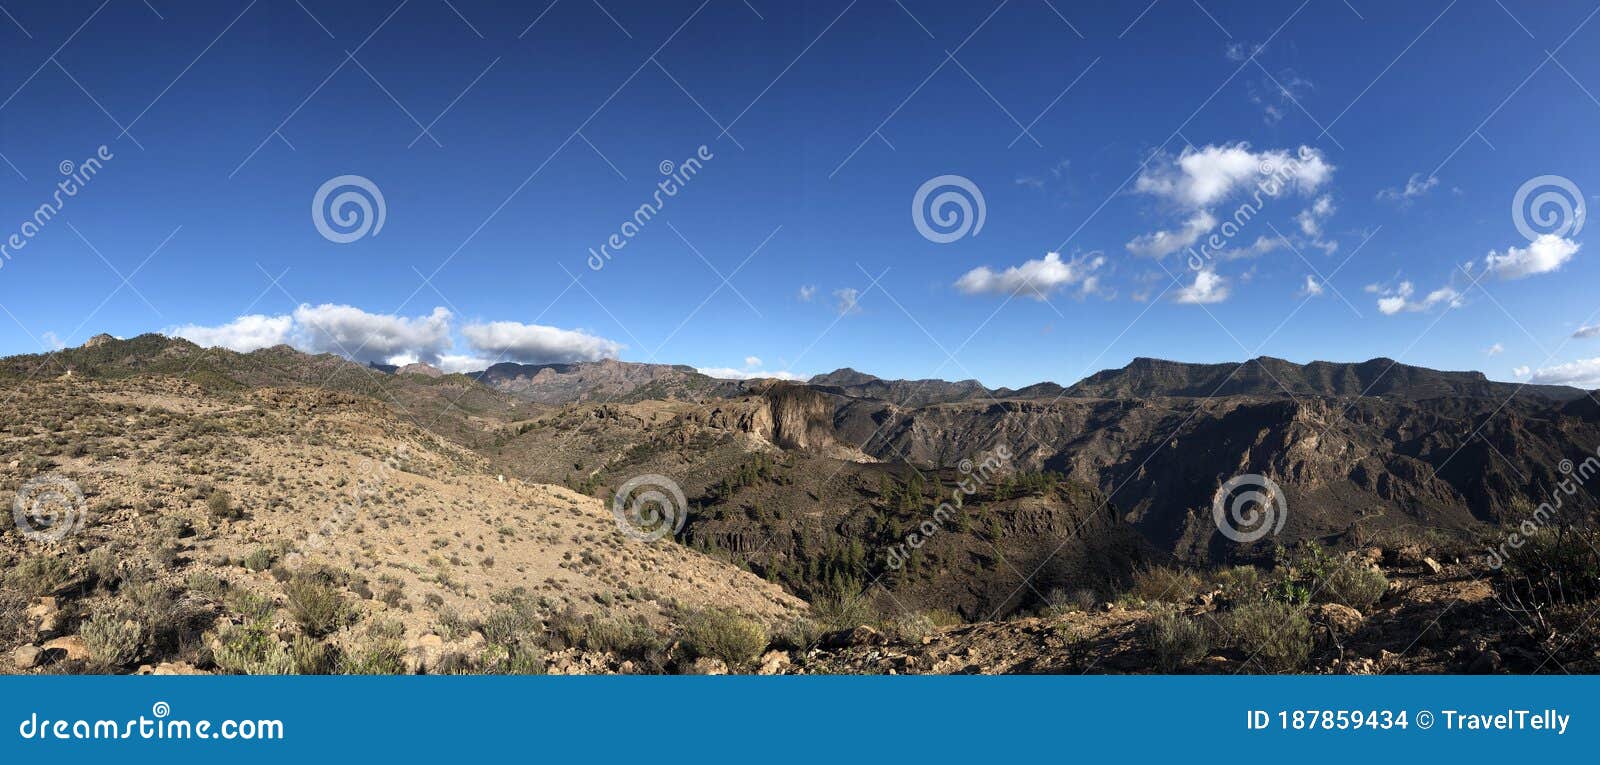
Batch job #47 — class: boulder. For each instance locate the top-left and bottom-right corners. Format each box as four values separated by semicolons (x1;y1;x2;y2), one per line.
825;625;885;648
42;635;90;662
1309;603;1365;634
11;645;44;670
685;657;728;675
757;650;791;675
1421;557;1443;575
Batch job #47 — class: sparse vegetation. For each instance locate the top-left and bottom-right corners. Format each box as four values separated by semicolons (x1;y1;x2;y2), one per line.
681;607;768;670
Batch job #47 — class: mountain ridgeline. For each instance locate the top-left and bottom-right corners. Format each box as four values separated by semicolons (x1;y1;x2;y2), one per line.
6;335;1598;618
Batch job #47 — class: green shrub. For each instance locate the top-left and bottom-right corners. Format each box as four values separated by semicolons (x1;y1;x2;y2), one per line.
207;489;242;521
1223;600;1313;673
1498;527;1600;606
810;592;877;631
283;572;351;636
82;611;146;668
5;555;72;597
1143;607;1212;672
212;622;292;675
1126;565;1202;605
1314;561;1388;611
682;608;768;670
339;639;407;674
241;546;277;572
289;635;339;675
583;616;664;660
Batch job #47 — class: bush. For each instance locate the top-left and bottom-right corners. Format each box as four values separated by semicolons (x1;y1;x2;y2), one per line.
241;546;277;572
212;622;292;675
1314;561;1388;611
283;572;351;637
82;611;146;668
583;616;664;661
810;592;877;631
207;489;242;521
5;555;72;597
1498;527;1600;607
1223;600;1313;673
682;608;768;670
1144;607;1212;672
1126;565;1202;605
289;635;339;674
339;639;407;675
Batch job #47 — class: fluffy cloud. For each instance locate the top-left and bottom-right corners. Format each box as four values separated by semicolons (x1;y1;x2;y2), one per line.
798;285;816;302
1133;143;1333;209
1377;173;1439;205
1374;281;1462;315
697;362;804;381
833;288;862;316
292;305;453;364
170;306;624;371
1299;275;1324;298
954;252;1106;300
1528;358;1600;388
1485;343;1504;356
1574;325;1600;339
1482;234;1580;280
1126;212;1216;258
1173;268;1229;304
1296;195;1335;237
168;314;294;353
460;320;623;365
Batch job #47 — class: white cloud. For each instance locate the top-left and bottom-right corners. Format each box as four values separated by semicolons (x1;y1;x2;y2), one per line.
1133;143;1332;210
460;320;623;365
1173;268;1230;304
1574;325;1600;339
798;285;816;302
291;305;453;364
1126;211;1216;258
1296;194;1335;237
744;356;762;367
1485;343;1504;356
1377;173;1439;205
169;314;294;353
1299;275;1324;297
436;354;493;374
1374;281;1462;315
833;288;862;316
954;252;1106;300
1512;366;1531;379
1482;234;1580;280
40;331;66;350
1529;358;1600;388
697;366;805;381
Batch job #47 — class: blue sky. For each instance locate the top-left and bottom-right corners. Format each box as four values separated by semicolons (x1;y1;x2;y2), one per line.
1;0;1598;389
